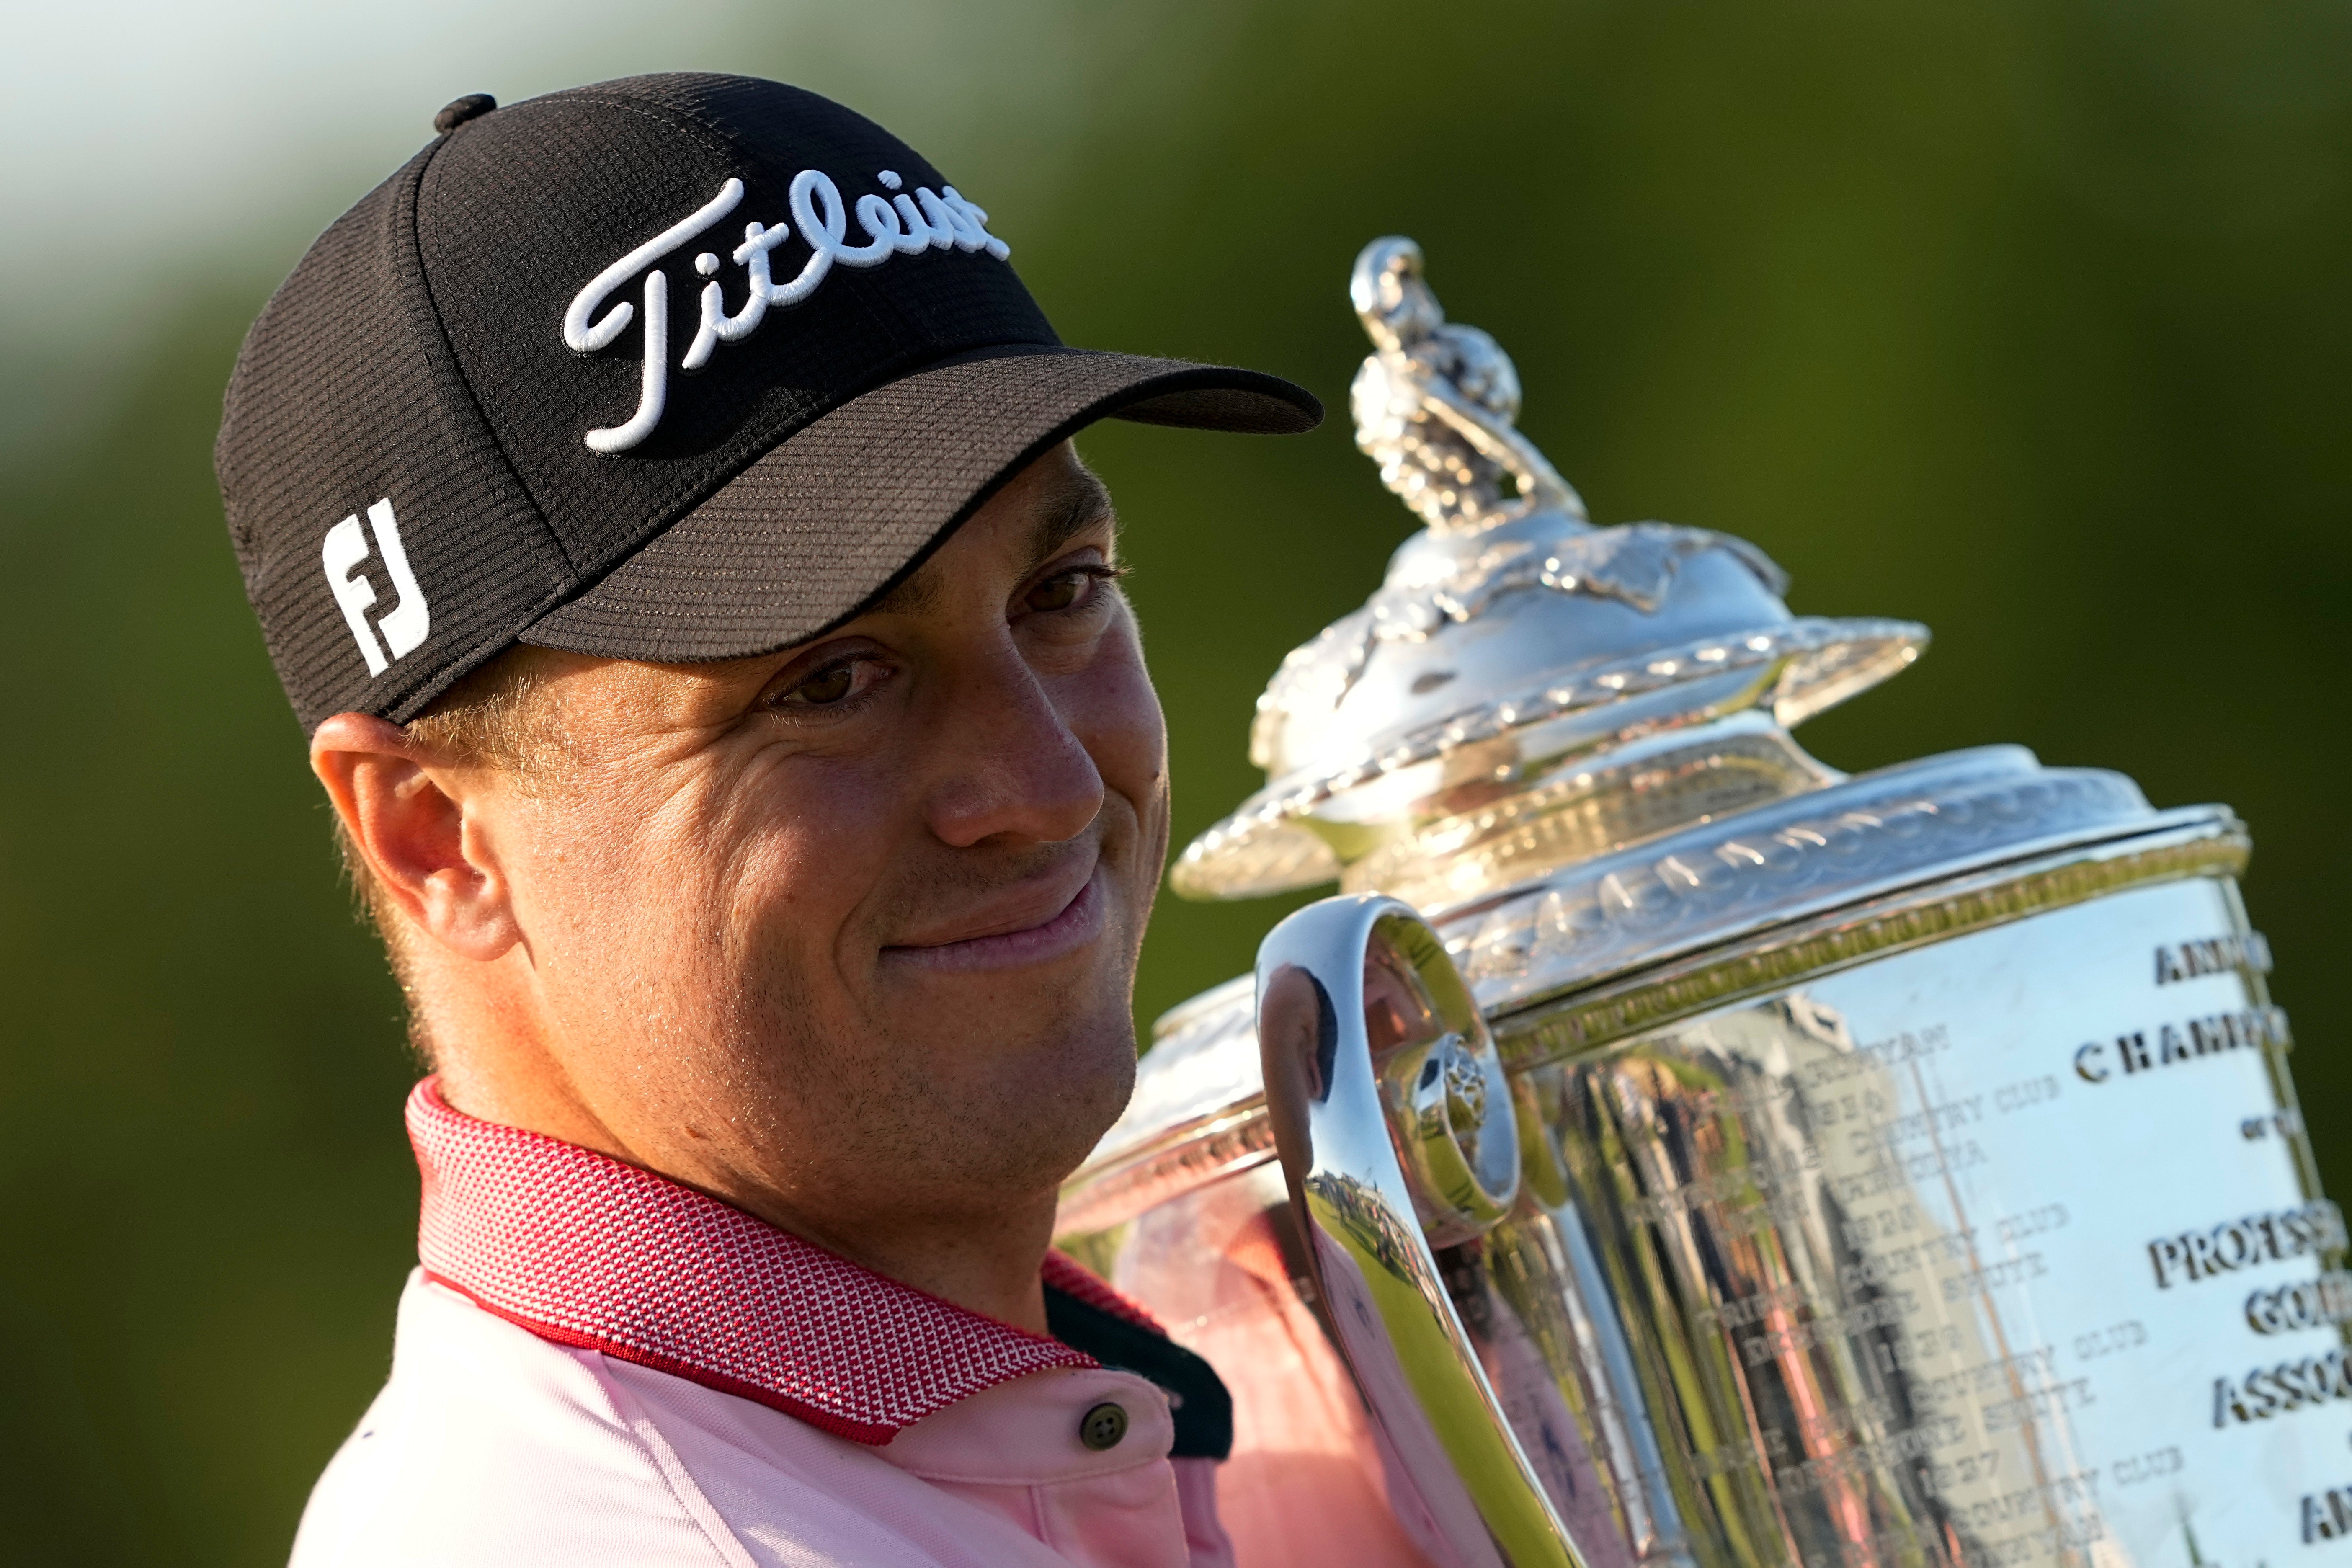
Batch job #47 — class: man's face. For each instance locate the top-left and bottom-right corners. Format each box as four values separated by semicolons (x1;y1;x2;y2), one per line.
477;445;1165;1245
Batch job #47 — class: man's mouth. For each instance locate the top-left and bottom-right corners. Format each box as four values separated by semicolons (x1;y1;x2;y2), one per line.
882;859;1109;974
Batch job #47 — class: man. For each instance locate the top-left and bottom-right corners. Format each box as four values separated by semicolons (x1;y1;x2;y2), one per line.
217;75;1320;1567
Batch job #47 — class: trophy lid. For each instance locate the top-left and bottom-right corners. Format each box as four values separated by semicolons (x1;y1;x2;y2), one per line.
1171;238;1926;909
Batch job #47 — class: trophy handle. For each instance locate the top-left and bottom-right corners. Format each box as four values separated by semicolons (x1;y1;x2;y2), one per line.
1256;895;1586;1568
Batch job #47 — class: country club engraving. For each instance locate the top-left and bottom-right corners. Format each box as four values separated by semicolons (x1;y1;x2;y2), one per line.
2071;1318;2148;1360
2148;1200;2345;1288
2108;1445;2182;1487
565;172;1010;455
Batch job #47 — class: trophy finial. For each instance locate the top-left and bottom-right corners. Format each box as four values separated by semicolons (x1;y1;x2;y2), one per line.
1349;237;1584;532
1168;238;1926;905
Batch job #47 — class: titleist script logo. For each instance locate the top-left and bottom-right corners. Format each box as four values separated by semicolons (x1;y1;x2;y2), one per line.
564;170;1010;455
323;498;429;676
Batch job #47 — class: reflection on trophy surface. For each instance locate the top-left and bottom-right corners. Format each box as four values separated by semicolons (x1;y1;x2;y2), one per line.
1058;237;2338;1565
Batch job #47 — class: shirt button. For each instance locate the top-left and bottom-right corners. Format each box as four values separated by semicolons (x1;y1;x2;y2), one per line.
1078;1401;1129;1451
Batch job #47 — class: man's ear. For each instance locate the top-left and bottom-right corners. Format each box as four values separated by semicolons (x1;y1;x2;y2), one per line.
310;713;523;963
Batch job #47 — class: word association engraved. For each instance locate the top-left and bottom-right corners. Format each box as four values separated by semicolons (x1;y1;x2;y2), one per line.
2213;1344;2352;1427
2154;930;2269;984
323;498;428;677
2072;1005;2287;1083
564;171;1010;455
2148;1200;2344;1288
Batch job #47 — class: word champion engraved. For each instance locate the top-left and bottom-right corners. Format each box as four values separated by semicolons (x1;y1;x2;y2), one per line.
2154;930;2269;984
565;171;1010;454
2148;1200;2344;1288
2072;1004;2288;1083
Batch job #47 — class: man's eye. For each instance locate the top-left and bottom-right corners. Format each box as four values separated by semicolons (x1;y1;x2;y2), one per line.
1026;568;1107;614
790;664;857;705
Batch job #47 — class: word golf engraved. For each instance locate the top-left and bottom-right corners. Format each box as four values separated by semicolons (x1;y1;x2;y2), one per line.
564;171;1011;455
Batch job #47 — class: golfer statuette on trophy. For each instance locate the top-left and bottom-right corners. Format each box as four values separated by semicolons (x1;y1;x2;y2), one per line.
1056;238;2342;1565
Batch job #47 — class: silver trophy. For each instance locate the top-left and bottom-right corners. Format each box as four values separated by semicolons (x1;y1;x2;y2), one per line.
1058;239;2339;1566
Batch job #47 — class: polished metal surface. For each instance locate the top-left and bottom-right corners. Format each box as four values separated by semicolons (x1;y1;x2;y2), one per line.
1467;840;2322;1565
1170;236;1921;905
1256;896;1572;1566
1058;236;2339;1566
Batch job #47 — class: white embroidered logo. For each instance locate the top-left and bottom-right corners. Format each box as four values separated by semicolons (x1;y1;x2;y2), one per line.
322;498;430;677
565;170;1011;455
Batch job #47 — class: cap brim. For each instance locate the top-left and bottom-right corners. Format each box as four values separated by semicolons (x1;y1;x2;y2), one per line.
520;346;1320;660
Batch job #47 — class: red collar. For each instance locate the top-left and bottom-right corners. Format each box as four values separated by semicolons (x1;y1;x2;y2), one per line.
408;1079;1148;1444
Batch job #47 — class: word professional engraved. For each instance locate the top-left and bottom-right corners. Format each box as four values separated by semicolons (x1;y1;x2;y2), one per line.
2147;1200;2345;1288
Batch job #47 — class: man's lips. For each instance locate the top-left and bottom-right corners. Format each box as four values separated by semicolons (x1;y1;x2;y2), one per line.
882;860;1109;974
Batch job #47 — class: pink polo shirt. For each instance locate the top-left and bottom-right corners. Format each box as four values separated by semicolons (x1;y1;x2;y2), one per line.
289;1082;1235;1568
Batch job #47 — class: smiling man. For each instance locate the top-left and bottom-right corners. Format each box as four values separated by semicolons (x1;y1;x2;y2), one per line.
217;75;1317;1568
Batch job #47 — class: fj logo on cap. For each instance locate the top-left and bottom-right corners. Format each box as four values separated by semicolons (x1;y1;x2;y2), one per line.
565;170;1010;456
322;498;430;676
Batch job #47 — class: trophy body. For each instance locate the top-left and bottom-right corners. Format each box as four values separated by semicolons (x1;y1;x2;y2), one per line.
1057;241;2337;1566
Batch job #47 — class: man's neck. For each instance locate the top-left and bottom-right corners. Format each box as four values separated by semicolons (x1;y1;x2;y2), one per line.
431;1055;1062;1337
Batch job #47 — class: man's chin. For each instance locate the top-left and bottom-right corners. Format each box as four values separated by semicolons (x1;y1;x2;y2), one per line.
962;1012;1140;1188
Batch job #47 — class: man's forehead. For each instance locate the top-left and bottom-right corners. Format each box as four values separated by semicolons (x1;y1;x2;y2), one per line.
872;456;1117;618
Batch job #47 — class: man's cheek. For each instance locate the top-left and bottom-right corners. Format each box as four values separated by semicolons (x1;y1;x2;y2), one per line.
1069;625;1165;789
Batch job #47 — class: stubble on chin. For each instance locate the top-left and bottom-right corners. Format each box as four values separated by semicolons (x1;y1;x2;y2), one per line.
693;910;1142;1236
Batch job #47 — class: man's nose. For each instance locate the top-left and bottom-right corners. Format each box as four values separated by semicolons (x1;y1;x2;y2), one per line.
923;642;1104;850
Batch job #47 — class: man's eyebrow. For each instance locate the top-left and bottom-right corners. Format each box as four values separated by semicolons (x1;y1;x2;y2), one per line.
869;465;1117;619
1026;464;1118;567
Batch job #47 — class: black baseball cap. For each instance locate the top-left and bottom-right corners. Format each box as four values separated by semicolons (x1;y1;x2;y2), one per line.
217;74;1320;730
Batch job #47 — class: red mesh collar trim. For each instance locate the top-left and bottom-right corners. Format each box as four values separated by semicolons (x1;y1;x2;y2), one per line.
407;1078;1097;1444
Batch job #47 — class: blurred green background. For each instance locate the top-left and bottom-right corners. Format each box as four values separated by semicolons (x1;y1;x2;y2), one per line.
2;0;2346;1558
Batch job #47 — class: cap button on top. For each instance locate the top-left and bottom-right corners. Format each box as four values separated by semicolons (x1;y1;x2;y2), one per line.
433;94;498;135
1078;1401;1128;1452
